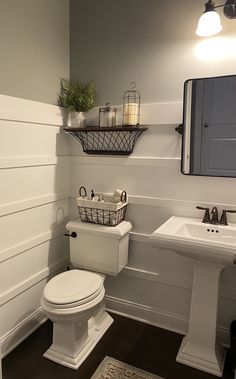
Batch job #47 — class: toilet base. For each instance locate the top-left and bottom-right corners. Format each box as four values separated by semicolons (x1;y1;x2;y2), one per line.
43;310;113;370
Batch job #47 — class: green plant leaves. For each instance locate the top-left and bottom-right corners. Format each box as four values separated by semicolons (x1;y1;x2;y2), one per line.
58;79;95;112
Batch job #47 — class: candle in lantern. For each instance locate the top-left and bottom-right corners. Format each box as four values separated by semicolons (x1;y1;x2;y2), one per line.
123;103;139;125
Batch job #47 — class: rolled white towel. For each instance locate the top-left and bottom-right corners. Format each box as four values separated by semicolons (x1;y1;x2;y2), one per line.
92;196;99;202
111;189;123;203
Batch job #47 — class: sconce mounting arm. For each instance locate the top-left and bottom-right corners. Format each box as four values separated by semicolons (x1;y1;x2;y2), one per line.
205;0;236;18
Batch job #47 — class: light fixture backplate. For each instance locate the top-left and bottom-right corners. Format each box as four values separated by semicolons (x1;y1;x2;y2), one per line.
224;0;236;18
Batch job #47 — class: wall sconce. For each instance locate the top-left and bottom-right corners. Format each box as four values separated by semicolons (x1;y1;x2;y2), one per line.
196;0;236;37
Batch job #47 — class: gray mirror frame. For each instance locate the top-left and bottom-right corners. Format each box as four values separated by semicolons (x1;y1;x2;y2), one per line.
181;74;236;178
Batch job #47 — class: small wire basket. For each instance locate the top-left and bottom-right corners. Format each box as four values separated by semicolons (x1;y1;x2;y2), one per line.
77;187;128;226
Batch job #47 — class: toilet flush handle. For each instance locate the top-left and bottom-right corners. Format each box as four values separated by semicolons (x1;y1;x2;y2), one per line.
64;232;77;238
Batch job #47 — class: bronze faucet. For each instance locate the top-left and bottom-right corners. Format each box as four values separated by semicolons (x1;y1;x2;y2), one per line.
211;207;219;224
196;206;236;225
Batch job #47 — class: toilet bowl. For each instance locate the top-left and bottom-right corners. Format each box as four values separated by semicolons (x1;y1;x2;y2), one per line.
41;219;132;369
41;269;113;369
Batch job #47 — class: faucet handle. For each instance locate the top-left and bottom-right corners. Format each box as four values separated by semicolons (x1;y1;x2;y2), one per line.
196;206;211;223
222;209;236;213
196;206;209;211
220;209;236;226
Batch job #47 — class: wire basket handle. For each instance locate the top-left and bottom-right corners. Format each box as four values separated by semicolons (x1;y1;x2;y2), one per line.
120;191;127;203
79;186;87;197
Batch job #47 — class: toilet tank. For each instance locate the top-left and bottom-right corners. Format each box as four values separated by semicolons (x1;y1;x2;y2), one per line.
66;219;132;276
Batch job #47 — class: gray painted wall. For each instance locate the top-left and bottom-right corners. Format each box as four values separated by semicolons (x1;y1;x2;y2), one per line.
70;0;236;105
0;0;69;104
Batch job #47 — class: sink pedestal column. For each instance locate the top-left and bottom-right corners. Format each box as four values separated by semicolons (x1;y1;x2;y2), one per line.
176;261;225;377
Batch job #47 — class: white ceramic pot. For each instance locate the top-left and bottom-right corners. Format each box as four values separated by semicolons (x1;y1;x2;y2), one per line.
69;111;86;128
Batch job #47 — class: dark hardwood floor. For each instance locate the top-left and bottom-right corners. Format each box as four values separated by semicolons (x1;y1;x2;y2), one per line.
2;313;234;379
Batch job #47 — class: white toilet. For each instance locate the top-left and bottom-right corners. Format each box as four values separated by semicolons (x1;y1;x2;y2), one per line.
41;219;132;370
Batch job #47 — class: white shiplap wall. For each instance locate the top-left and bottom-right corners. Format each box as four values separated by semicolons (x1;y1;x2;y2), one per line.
0;95;71;357
69;103;236;346
1;96;236;363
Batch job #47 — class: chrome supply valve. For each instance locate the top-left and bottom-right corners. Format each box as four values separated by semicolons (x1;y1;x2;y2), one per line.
233;254;236;265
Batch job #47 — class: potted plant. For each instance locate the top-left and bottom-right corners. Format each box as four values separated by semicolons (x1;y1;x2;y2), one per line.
58;79;95;127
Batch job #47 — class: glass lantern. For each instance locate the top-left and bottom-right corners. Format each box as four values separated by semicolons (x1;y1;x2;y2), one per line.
123;82;141;126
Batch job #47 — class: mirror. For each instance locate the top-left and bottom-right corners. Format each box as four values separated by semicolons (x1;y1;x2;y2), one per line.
181;74;236;178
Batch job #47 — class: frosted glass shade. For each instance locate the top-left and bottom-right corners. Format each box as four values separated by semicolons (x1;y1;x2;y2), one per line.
196;11;222;37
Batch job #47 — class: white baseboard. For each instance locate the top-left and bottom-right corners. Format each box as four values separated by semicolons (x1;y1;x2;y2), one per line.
0;296;230;360
105;294;188;335
0;307;47;358
105;295;230;347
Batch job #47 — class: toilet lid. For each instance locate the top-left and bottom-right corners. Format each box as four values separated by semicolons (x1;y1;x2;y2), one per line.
43;270;103;305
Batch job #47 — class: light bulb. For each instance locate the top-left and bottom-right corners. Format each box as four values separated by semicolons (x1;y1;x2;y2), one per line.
196;10;222;37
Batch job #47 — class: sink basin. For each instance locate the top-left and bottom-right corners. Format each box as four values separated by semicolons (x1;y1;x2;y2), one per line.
150;216;236;265
150;216;236;377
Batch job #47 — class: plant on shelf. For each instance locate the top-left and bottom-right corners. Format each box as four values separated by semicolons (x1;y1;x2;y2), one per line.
58;79;95;127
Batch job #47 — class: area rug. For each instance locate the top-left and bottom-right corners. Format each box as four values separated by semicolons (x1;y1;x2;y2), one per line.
91;356;163;379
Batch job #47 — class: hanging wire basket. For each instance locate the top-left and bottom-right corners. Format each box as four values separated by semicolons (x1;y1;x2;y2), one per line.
64;126;147;155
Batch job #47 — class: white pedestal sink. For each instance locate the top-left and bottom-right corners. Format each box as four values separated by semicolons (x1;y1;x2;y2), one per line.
150;216;236;377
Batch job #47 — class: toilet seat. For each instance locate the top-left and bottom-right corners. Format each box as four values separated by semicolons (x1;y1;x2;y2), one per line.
43;270;104;308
